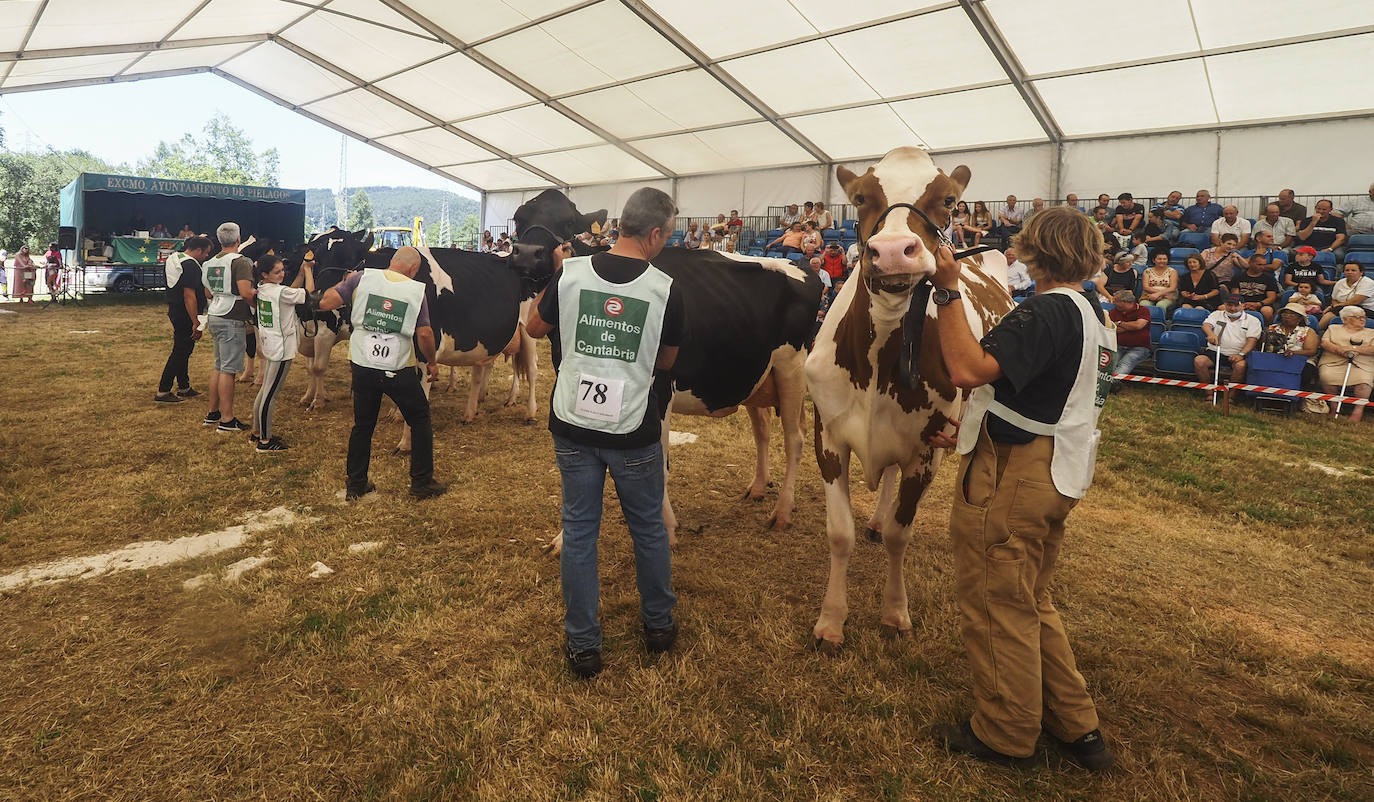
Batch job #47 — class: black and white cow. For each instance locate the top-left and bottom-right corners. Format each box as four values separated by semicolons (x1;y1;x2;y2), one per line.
283;228;374;409
522;191;825;552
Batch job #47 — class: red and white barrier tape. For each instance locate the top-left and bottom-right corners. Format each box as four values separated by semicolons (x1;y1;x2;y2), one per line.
1111;373;1371;406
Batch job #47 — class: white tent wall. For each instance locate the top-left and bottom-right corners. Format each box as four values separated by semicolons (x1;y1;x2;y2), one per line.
1060;133;1219;200
675;173;745;217
1218;118;1374;196
740;166;825;216
932;145;1055;203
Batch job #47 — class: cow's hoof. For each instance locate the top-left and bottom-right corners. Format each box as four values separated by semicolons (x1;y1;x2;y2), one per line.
812;635;843;654
393;447;411;456
523;417;536;425
864;527;882;544
766;514;792;530
742;489;766;502
878;623;912;640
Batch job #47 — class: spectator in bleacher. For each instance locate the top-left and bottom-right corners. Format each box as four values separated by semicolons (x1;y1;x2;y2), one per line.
1254;203;1296;249
1090;206;1115;241
1234;253;1280;323
846;239;861;269
1265;303;1319;386
1285;246;1334;291
1209;205;1251;248
1318;306;1373;422
820;241;846;282
1139;251;1179;314
1065;193;1084;212
708;214;728;235
1321;262;1374;328
968;201;992;245
802;201;817;222
1127;231;1149;267
950;201;971;247
779;204;800;227
1195;295;1261;391
1275;189;1306;224
727;210;743;233
1298;199;1347;256
1250;230;1284;272
992;195;1022;242
1094;194;1112;215
713;232;734;253
1152;191;1186;226
1182;190;1224;234
684;221;703;249
1108;290;1152;379
1201;233;1247;286
1335;182;1374;236
1290;281;1325;316
807;255;832;288
1143;208;1178;247
1178;254;1222;310
1026;198;1046;221
767;222;806;256
1004;247;1032;299
801;221;823;258
1112;193;1144;236
1096;253;1138;300
813;202;833;230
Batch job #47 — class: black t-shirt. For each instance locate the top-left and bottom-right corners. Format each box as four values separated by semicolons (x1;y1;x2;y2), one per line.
1233;270;1278;304
1113;205;1142;227
1178;269;1221;308
538;253;687;449
981;292;1104;444
1287;262;1322;287
1104;268;1136;294
1300;215;1345;250
166;256;206;314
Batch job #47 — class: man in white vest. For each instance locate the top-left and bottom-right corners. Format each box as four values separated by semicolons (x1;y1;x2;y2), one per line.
526;187;687;680
201;223;256;432
318;247;445;501
155;235;212;403
929;207;1117;772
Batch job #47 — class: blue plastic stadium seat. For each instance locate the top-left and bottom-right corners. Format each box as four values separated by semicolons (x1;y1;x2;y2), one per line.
672;230;684;239
1147;305;1166;322
786;253;805;265
1170;247;1199;261
1238;249;1254;259
1150;320;1165;344
1323;266;1340;282
1346;234;1374;250
841;219;858;232
765;250;785;259
1314;251;1337;266
1159;329;1203;352
747;248;765;257
822;228;844;241
667;238;683;247
1246;310;1265;328
1178;232;1211;250
1346;251;1374;267
767;228;784;240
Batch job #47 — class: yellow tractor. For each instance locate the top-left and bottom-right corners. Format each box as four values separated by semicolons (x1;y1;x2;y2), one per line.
371;217;424;251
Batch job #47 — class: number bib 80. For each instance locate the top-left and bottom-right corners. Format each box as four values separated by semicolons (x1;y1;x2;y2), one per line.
574;372;625;423
365;331;405;371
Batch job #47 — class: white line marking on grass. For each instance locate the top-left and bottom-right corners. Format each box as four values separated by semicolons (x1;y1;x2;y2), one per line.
669;431;698;445
1;506;314;593
348;541;384;555
1283;461;1371;479
68;330;101;334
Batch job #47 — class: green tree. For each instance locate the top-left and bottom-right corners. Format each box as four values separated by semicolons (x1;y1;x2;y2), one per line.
347;189;375;231
136;112;279;186
0;148;122;251
455;213;479;249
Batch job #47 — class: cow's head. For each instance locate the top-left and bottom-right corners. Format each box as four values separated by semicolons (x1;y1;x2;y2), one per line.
511;189;607;285
838;147;969;295
284;227;373;291
239;236;281;262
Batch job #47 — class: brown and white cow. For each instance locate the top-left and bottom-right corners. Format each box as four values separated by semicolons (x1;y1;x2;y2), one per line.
807;147;1013;647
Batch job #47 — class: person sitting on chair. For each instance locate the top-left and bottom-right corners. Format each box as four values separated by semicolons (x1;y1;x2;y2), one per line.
1318;306;1373;422
1265;302;1320;387
1194;295;1261;395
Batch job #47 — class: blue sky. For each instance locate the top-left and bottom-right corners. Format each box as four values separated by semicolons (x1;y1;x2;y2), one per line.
0;72;479;200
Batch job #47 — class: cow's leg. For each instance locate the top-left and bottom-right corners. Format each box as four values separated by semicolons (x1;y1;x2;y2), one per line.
766;357;806;530
465;362;493;424
522;328;538;422
878;462;940;638
814;415;854;648
661;407;678;548
444;365;459;393
864;465;899;544
744;405;771;502
300;327;337;409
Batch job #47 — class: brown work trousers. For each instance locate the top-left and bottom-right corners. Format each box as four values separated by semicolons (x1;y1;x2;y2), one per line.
948;425;1100;757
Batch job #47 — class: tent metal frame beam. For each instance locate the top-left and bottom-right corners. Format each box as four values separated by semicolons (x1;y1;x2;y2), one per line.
957;0;1062;142
0;66;212;96
376;0;680;182
276;0;445;44
618;0;832;165
0;0;48;84
0;34;272;63
270;37;567;188
116;0;214;77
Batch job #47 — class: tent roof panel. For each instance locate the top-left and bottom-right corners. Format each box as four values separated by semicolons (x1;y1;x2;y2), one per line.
891;85;1048;150
456;105;602;156
301;88;429;140
403;0;586;43
218;42;357;106
522;144;661;184
3;53;138;88
558;69;761;140
24;0;202;51
723;40;880;115
373;127;496;168
789;0;947;33
985;0;1199;76
643;0;817;60
787;104;924;161
373;53;534;122
169;0;306;42
0;2;45;52
631;122;813;173
1208;35;1374;122
279;3;450;83
1191;0;1374;49
1034;59;1217;136
829;9;1006;99
443;160;553;191
125;42;254;75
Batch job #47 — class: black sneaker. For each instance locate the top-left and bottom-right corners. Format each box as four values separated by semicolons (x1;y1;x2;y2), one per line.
255;437;290;453
217;418;251;433
1049;728;1114;772
154;392;184;404
345;482;376;501
176;387;202;398
410;480;448;500
931;720;1033;769
644;621;679;654
565;646;603;679
202;411;222;426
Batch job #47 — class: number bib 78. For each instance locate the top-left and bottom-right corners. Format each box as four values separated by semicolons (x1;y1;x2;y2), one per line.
574;372;625;423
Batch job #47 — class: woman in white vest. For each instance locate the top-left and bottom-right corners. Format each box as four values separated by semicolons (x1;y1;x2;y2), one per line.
526;186;687;681
249;254;314;452
929;206;1117;772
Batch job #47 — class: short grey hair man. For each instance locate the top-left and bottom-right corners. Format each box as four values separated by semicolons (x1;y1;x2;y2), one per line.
217;222;241;247
619;187;677;239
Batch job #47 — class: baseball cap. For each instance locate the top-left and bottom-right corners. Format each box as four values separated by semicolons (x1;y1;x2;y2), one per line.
1224;293;1242;304
1295;245;1317;256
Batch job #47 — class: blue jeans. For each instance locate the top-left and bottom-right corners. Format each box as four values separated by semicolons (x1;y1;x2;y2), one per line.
554;434;675;652
1116;346;1151;377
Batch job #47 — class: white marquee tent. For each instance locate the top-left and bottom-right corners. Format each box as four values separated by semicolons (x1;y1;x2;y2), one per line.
3;0;1372;227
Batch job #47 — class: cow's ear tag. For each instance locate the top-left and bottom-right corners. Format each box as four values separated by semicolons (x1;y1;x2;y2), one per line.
304;250;315;261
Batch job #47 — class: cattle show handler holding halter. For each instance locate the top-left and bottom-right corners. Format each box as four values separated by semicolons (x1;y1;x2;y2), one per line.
526;187;686;680
248;253;314;452
929;206;1117;772
317;246;446;501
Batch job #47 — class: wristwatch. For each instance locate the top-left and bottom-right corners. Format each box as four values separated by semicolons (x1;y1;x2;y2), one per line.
933;287;962;306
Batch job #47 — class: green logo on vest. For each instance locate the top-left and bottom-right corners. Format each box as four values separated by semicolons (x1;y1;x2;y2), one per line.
258;298;274;328
207;264;226;293
575;290;648;363
1095;346;1114;408
363;294;408;333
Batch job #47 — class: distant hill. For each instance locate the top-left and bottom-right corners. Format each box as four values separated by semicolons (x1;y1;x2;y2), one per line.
304;186;479;231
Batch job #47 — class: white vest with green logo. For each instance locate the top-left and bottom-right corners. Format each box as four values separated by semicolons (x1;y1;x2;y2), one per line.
165;251;189;287
202;252;243;317
552;255;672;434
256;283;303;362
349;269;426;371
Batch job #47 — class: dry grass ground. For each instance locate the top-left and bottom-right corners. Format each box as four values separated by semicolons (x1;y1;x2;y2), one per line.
1;296;1372;801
